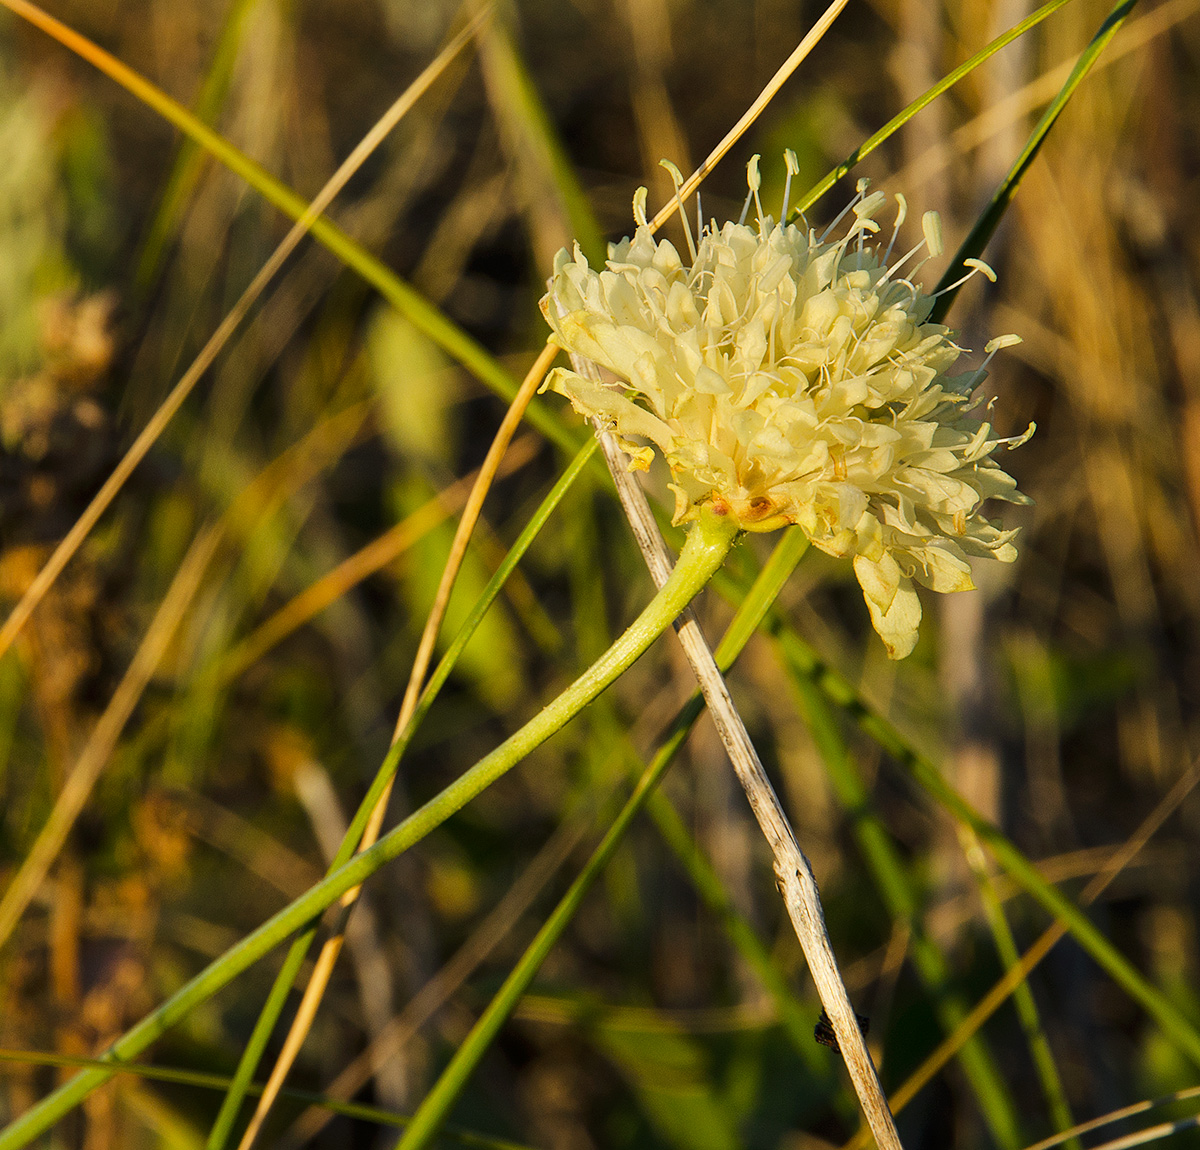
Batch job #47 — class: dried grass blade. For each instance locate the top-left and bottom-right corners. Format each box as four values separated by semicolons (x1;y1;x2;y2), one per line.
0;0;484;664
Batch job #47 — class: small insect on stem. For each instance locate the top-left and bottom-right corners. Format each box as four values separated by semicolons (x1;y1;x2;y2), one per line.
814;1008;871;1054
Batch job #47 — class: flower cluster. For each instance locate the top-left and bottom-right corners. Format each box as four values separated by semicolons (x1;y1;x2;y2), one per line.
540;157;1031;658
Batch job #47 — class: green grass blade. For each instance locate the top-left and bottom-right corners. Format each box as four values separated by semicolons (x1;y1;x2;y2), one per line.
4;1;580;453
133;0;262;291
475;9;605;266
204;925;315;1150
931;0;1139;320
203;440;597;1145
964;832;1079;1147
4;440;751;1150
773;630;1200;1074
393;529;812;1150
0;1047;534;1150
795;0;1077;215
787;669;1023;1149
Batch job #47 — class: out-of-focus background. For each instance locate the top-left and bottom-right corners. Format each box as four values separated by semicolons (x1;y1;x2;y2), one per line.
2;0;1200;1147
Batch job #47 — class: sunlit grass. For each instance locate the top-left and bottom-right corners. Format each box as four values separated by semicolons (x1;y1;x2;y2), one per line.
1;0;1199;1148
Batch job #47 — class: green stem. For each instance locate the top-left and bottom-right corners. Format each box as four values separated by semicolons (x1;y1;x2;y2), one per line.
0;507;737;1150
962;830;1079;1147
930;0;1138;321
204;925;315;1149
204;441;597;1147
392;526;802;1150
788;670;1022;1149
795;0;1077;215
774;630;1200;1072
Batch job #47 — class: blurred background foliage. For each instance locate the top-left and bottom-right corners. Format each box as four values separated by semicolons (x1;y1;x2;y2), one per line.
2;0;1200;1147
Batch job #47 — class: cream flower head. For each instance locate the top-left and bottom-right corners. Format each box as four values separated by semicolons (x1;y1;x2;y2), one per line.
540;155;1032;659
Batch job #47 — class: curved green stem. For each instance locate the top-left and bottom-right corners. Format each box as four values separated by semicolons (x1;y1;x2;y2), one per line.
0;508;737;1150
205;441;597;1149
393;527;807;1150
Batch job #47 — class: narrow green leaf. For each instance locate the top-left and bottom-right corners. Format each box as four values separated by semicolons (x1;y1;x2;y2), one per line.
391;530;811;1150
774;630;1200;1073
0;1046;534;1150
205;441;596;1147
931;0;1139;320
133;0;263;290
796;0;1078;215
0;467;732;1150
787;670;1023;1149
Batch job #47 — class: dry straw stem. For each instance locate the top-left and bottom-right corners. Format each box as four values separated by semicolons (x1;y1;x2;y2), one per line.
575;359;899;1147
219;432;540;684
233;342;557;1150
892;0;1200;191
0;397;371;952
841;756;1200;1150
277;800;596;1149
235;0;855;1126
0;0;487;665
1026;1083;1200;1150
646;0;850;233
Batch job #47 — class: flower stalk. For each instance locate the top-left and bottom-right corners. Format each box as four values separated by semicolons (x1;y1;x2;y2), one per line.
0;502;734;1150
591;404;902;1150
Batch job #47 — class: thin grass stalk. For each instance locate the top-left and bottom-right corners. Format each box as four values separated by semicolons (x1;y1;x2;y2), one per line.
217;434;539;682
471;0;605;265
217;344;557;1150
0;488;732;1150
1081;1111;1200;1150
774;654;1200;1148
930;0;1140;319
0;0;491;665
0;394;371;951
959;829;1079;1147
1025;1084;1200;1150
0;525;223;949
391;708;705;1148
293;532;844;1147
132;0;262;291
203;935;315;1150
891;0;1200;191
0;1048;535;1150
642;777;828;1064
777;626;1200;1077
391;511;813;1150
853;757;1200;1138
1;0;578;449
277;795;599;1148
647;0;849;232
794;0;1077;216
788;670;1023;1147
592;425;900;1150
293;13;896;1134
7;440;597;1147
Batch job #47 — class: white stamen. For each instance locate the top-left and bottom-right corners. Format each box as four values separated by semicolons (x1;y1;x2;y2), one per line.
660;159;696;262
818;179;868;243
633;186;648;228
922;211;944;257
883;193;908;264
782;148;799;223
746;153;764;228
1001;421;1036;449
961;333;1023;392
933;256;1000;298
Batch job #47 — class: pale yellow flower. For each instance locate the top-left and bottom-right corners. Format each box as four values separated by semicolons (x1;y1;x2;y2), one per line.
540;157;1032;658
